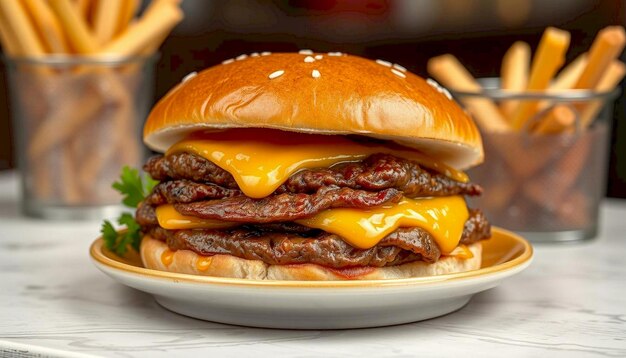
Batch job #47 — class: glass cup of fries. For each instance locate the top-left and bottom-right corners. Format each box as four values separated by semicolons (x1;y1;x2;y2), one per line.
451;78;620;242
4;55;157;219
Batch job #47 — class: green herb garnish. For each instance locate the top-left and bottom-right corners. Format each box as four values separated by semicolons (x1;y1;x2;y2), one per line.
101;213;142;256
101;166;156;255
112;166;158;208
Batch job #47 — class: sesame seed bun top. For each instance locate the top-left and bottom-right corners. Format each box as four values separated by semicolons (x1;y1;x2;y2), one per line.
143;52;484;169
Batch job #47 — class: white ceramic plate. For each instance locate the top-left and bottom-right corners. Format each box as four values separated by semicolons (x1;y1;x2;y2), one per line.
90;227;532;329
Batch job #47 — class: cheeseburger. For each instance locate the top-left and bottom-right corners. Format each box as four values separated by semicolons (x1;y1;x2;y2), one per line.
136;52;491;280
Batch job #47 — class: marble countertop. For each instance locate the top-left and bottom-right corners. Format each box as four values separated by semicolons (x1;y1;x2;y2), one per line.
0;171;625;358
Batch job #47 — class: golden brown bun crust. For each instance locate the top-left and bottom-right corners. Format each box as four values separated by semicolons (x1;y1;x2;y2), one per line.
143;53;483;169
140;235;482;280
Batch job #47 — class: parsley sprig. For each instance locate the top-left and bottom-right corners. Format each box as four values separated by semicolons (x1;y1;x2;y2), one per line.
101;167;157;256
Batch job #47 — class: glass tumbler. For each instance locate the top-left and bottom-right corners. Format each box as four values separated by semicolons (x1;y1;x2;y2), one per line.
4;55;156;219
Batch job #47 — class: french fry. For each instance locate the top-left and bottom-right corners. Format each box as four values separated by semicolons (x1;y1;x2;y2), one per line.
0;10;21;55
574;26;626;89
539;27;626;130
482;181;519;213
472;131;566;217
579;61;626;127
509;27;570;130
536;54;587;118
554;191;590;228
30;155;54;200
93;0;123;45
532;104;576;134
115;72;143;168
116;0;139;36
22;0;69;53
140;1;185;55
61;142;82;204
489;130;560;178
549;53;587;91
0;0;46;56
427;54;510;132
101;1;183;56
28;73;106;159
119;114;141;169
144;0;183;17
71;115;99;199
75;0;93;21
48;0;98;53
132;0;184;55
78;73;133;186
500;41;530;117
523;131;592;212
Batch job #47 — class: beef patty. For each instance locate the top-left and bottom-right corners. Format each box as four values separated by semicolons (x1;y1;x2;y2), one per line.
137;186;403;225
144;153;483;197
145;208;489;268
137;152;491;267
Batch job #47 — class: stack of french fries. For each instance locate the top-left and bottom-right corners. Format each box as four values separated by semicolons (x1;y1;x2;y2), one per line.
427;26;626;231
428;26;626;134
0;0;183;207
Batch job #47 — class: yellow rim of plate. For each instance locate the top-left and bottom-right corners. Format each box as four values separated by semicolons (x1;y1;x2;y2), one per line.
90;227;533;288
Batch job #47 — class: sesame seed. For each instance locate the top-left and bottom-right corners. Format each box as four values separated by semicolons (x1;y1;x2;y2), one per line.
312;69;321;78
391;68;406;78
426;78;439;88
441;88;453;100
376;59;392;67
250;52;260;57
328;52;342;56
236;54;248;61
299;49;314;55
426;78;452;100
221;58;234;65
269;70;285;79
261;52;271;56
393;63;407;72
304;56;315;63
315;55;323;60
182;72;197;82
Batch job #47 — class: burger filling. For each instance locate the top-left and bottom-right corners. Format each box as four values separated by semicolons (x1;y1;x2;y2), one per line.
135;130;491;269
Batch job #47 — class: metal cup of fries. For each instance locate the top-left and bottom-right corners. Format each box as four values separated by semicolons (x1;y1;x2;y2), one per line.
0;0;184;218
452;83;618;242
5;55;157;219
428;26;625;242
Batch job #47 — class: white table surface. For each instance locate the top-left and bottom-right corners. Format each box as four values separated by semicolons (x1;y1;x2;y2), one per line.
0;171;625;358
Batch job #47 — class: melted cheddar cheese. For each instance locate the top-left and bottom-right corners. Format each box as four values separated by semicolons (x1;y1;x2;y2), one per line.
297;196;468;254
166;129;468;199
445;245;474;259
160;249;174;266
155;196;468;255
155;205;237;230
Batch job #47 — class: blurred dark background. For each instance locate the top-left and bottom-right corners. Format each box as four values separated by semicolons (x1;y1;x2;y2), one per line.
1;0;625;196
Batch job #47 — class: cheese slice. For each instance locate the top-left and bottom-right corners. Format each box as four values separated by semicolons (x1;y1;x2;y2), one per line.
155;205;237;230
155;196;469;255
297;196;468;254
167;129;468;199
445;244;474;259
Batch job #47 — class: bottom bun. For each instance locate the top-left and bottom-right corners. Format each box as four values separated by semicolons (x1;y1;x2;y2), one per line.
140;235;482;280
